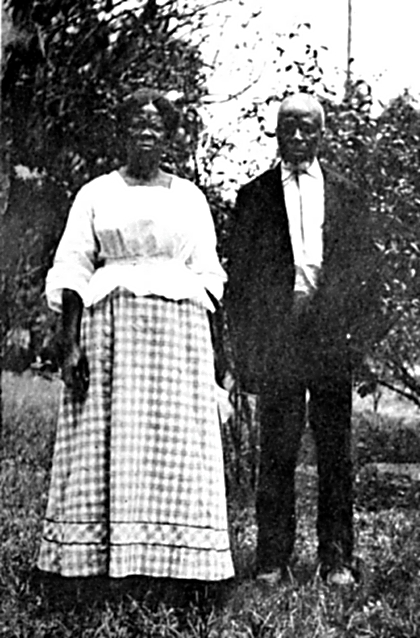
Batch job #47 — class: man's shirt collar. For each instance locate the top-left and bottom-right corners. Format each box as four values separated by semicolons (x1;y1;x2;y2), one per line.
281;158;322;182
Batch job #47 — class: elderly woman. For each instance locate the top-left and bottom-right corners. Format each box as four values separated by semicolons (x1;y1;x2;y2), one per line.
37;89;234;592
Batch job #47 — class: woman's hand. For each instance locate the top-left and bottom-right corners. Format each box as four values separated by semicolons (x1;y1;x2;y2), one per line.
62;341;90;400
61;289;88;400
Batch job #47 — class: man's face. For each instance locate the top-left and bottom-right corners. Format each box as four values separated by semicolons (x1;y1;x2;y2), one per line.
276;107;323;167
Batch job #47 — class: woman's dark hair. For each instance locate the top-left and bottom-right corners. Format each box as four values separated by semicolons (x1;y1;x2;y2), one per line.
118;88;180;136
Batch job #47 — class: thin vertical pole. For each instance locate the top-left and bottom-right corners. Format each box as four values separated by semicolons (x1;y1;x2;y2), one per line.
346;0;352;95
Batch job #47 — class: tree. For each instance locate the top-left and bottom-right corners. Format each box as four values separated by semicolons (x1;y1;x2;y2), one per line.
365;95;420;405
320;85;420;405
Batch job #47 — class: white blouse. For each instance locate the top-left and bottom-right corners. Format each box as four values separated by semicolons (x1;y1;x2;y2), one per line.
46;171;226;312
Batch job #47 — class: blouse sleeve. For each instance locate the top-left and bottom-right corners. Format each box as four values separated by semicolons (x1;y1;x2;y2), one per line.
45;185;98;312
185;186;227;308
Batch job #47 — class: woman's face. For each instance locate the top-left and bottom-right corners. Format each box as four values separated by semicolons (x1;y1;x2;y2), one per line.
126;103;168;165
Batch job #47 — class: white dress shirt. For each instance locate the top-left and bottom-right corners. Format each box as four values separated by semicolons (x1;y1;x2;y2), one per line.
46;171;226;312
281;159;325;295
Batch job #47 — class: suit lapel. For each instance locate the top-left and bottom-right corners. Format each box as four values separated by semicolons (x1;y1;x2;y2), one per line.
267;164;288;219
270;163;293;234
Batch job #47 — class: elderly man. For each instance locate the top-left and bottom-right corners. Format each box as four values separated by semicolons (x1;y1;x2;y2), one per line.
226;93;377;586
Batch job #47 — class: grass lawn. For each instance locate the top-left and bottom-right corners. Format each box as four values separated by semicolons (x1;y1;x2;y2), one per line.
1;372;420;637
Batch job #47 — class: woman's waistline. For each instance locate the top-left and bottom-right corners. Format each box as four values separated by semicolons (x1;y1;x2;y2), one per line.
88;287;208;309
101;257;180;267
84;278;215;311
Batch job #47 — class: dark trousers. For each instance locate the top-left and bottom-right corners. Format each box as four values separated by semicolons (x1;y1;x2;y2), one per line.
255;321;354;574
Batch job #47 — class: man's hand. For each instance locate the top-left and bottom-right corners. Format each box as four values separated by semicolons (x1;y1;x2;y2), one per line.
62;342;90;401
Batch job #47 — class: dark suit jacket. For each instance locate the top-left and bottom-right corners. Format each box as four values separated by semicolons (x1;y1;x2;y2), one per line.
225;162;378;393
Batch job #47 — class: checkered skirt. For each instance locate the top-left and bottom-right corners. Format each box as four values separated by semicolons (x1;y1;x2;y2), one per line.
38;288;234;580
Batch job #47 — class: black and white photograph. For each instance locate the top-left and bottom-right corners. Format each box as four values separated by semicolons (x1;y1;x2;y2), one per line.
2;1;420;635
